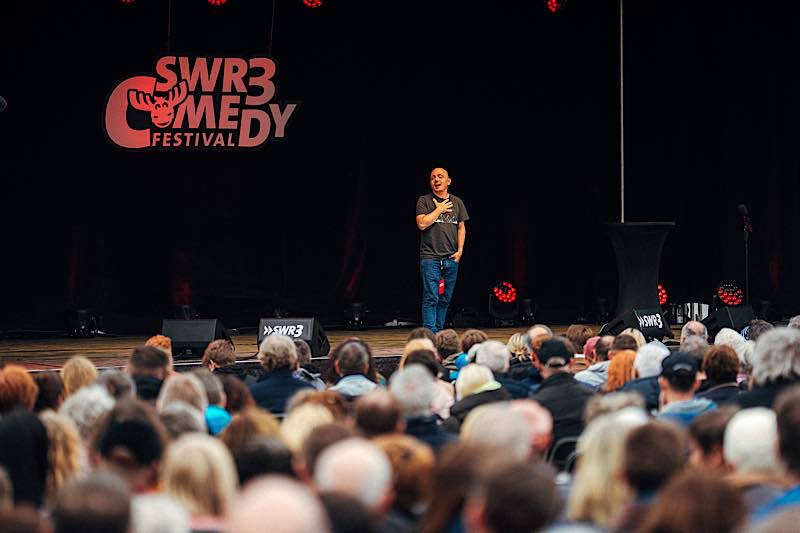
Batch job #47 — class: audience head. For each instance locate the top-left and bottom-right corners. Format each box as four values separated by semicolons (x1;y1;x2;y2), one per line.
159;401;206;438
610;334;638;356
39;411;82;503
687;407;738;471
789;315;800;329
59;356;97;397
536;338;573;375
623;421;686;494
257;335;298;372
506;333;527;360
191;368;225;407
285;390;348;420
407;327;437;345
372;434;435;516
52;472;131;533
293;339;312;366
354;389;402;437
461;404;532;462
526;324;553;343
156;373;207;414
680;320;708;344
127;345;170;381
217;375;255;414
403;338;436;361
620;328;646;349
702;345;740;384
751;327;800;386
162;433;238;518
633;343;670;379
0;365;38;415
747;319;775;342
230;476;331;533
659;352;700;397
319;491;376;533
774;384;800;478
460;329;489;356
300;423;356;480
714;327;748;366
435;329;462;359
584;392;646;423
314;438;393;513
421;444;486;533
281;403;335;454
332;339;371;378
604;349;636;393
219;407;281;453
401;349;441;379
509;400;553;458
681;335;709;366
594;335;615;362
32;371;64;413
475;340;511;374
233;436;294;485
145;335;172;358
455;364;496;401
200;339;236;369
566;325;595;354
724;407;780;475
582;335;601;362
95;370;135;401
130;494;189;533
390;364;435;417
58;384;115;442
0;411;48;507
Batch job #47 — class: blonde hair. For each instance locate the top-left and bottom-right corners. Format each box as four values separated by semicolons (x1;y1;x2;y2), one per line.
506;333;527;360
455;364;495;401
620;328;646;349
219;407;282;452
162;433;238;517
401;338;437;366
567;408;648;528
60;356;97;396
40;410;82;503
605;350;637;393
156;373;208;413
281;403;334;453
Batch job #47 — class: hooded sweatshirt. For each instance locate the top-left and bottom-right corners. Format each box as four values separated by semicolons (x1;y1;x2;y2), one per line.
657;397;716;426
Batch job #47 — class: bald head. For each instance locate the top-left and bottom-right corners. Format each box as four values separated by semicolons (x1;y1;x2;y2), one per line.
429;167;451;196
511;400;554;457
681;321;708;344
230;476;330;533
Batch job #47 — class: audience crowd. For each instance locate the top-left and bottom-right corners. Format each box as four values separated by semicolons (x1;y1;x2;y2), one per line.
2;316;800;532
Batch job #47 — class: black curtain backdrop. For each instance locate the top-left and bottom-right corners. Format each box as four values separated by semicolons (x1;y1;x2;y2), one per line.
1;0;799;332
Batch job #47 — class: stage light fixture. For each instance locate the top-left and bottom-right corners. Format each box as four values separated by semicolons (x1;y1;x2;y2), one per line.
717;283;744;307
546;0;567;13
657;284;668;306
303;0;322;8
489;281;519;327
492;281;517;304
347;302;365;330
208;0;227;5
120;0;135;3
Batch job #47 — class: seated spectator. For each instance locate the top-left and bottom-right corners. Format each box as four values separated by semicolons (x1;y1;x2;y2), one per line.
436;329;462;372
407;327;437;345
0;365;39;415
463;461;560;533
531;338;595;469
753;385;800;519
325;338;383;386
372;434;435;530
724;407;788;511
682;335;710;387
328;340;379;400
159;401;206;438
420;444;486;533
60;356;97;397
657;352;716;426
619;343;669;411
475;340;532;399
192;369;231;435
232;436;294;484
0;411;48;508
354;389;403;438
609;333;639;358
156;373;207;415
286;389;349;421
506;332;528;362
319;491;377;533
509;400;554;461
638;471;746;533
202;339;257;386
447;329;490;379
59;384;115;443
584;391;646;423
144;334;174;371
566;324;595;356
460;403;534;462
162;433;238;531
296;423;356;482
525;324;553;342
218;407;281;453
444;364;510;433
697;345;742;403
391;365;458;454
216;374;255;414
52;472;131;533
746;319;775;342
126;346;171;402
687;407;738;471
95;370;135;401
130;493;190;533
229;476;331;533
249;335;314;414
680;320;708;344
615;421;686;532
604;349;636;393
574;335;614;391
620;328;646;349
90;398;168;494
32;371;64;413
39;411;82;505
281;403;335;454
738;328;800;408
293;338;325;390
567;407;648;529
401;348;454;419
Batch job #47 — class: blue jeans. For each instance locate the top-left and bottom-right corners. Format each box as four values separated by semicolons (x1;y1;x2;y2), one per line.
420;258;459;333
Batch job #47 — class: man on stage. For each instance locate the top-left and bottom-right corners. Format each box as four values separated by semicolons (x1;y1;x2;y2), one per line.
415;167;469;333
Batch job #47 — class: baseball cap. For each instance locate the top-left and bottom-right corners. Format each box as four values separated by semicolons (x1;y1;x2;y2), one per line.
660;352;698;378
537;339;571;368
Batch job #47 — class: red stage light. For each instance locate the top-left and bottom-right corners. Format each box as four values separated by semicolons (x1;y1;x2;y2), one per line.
120;0;135;4
717;283;744;307
303;0;322;8
657;284;668;306
493;281;518;304
546;0;567;13
208;0;227;5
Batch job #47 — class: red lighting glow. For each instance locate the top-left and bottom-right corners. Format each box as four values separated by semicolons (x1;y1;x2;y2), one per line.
303;0;323;7
658;284;668;306
208;0;227;5
717;283;744;307
546;0;567;13
120;0;135;4
493;281;518;304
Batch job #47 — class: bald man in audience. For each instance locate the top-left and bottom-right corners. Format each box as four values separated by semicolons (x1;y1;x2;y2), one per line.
230;476;331;533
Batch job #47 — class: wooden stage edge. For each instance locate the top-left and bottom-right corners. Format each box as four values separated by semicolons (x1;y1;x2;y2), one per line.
0;326;578;371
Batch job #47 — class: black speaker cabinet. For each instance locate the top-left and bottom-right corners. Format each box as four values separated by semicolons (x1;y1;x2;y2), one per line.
162;319;230;359
599;307;673;340
257;317;330;357
702;305;754;338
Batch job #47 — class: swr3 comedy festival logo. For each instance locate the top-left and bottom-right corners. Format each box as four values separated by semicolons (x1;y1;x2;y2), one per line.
105;56;297;150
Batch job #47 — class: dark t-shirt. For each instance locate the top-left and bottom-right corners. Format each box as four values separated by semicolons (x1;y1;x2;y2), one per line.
416;193;469;259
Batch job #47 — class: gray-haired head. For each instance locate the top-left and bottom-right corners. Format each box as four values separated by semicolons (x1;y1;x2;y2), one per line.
96;370;136;401
680;321;708;344
788;316;800;329
724;407;780;475
461;403;531;461
475;340;511;374
230;476;331;533
389;364;435;417
159;401;206;439
751;328;800;385
525;324;553;350
58;384;115;441
680;335;709;365
634;343;670;378
191;368;224;406
130;493;189;533
714;328;748;365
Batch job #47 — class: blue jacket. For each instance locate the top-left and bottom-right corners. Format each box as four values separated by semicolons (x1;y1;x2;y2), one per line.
620;376;661;412
405;415;458;454
753;485;800;522
249;367;315;415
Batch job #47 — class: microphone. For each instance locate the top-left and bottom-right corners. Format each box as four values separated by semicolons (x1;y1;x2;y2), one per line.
0;96;6;113
738;204;752;233
737;204;748;217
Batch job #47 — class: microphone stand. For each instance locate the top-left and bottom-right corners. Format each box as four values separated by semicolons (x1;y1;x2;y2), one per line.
742;215;752;305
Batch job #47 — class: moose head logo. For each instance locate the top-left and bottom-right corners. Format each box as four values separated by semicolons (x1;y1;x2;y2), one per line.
128;80;188;128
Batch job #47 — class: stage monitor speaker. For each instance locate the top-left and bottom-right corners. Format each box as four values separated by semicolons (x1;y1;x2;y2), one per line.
257;317;330;357
702;305;754;338
600;307;672;340
162;319;230;359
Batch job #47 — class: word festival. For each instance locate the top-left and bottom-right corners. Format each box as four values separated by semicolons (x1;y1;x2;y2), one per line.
105;56;298;150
